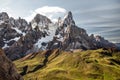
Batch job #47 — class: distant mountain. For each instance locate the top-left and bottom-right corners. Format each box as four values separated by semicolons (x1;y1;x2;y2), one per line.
0;11;117;60
115;43;120;50
0;49;23;80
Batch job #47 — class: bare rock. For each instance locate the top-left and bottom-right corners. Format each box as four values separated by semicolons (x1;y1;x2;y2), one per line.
0;49;23;80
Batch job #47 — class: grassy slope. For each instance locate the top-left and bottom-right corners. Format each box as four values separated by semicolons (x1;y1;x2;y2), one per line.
14;49;120;80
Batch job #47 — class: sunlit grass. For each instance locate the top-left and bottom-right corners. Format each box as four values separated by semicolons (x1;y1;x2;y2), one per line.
14;49;120;80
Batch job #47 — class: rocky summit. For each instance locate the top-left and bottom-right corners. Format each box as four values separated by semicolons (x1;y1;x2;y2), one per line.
0;11;116;60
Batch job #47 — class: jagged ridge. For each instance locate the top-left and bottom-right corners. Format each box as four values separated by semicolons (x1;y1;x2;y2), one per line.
0;11;117;60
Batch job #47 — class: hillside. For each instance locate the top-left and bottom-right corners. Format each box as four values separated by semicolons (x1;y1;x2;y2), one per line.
14;49;120;80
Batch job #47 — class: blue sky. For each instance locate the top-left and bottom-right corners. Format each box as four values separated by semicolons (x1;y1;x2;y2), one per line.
0;0;120;43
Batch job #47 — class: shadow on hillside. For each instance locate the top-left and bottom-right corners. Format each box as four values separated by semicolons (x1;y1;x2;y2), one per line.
20;50;52;76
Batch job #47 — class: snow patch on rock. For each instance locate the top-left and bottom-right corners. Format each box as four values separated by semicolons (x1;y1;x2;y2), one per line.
2;44;9;49
11;27;26;36
34;24;57;49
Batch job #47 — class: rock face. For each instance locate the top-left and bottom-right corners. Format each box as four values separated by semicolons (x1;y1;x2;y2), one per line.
4;13;52;60
0;49;23;80
47;11;115;50
59;12;93;50
0;12;28;49
31;14;52;29
0;11;117;60
90;34;116;49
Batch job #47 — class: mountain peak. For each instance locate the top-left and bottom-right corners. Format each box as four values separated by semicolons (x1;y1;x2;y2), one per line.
31;13;52;29
33;13;52;23
0;12;9;21
62;11;75;26
65;11;73;19
35;13;41;17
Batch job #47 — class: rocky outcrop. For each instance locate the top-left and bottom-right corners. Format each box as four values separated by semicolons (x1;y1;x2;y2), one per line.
31;14;52;30
5;28;47;60
0;12;9;21
47;11;116;50
90;34;116;49
0;49;23;80
4;14;52;60
0;12;28;49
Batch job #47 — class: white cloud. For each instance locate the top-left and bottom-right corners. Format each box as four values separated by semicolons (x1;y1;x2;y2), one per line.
25;6;67;22
35;6;66;14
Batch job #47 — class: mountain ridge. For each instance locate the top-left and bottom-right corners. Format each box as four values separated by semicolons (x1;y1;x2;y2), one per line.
0;11;117;60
